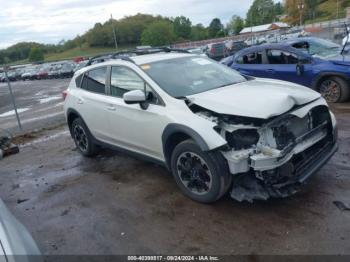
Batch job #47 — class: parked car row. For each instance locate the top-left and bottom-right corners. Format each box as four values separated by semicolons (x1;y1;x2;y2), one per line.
0;61;82;83
244;28;311;46
0;69;24;82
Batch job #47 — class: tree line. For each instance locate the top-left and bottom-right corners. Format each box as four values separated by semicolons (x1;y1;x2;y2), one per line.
0;13;228;64
2;0;349;64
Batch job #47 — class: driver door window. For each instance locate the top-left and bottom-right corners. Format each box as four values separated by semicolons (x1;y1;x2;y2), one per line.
110;66;157;104
110;67;144;97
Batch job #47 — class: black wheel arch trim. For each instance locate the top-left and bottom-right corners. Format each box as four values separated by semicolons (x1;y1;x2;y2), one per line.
66;108;87;136
162;123;211;169
312;72;350;90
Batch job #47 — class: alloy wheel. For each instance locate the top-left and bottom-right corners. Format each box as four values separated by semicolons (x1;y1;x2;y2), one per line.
320;79;341;103
176;152;213;195
73;124;88;152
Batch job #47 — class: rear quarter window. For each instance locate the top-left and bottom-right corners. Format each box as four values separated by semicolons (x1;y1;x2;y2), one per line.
75;74;83;87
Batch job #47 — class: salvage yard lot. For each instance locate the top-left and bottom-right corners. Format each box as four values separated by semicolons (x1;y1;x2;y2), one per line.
0;79;350;255
0;79;69;135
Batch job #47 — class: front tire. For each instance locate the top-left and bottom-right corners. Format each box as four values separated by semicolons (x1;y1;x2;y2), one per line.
170;139;231;203
71;118;98;157
319;76;350;103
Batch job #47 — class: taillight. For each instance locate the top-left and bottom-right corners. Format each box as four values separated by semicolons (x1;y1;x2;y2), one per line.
62;90;68;100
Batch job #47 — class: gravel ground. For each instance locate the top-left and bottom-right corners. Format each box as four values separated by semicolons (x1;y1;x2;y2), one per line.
0;97;349;256
0;79;350;257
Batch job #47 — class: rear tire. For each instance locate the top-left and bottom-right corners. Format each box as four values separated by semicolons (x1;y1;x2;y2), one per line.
71;118;98;157
319;76;350;103
170;139;231;203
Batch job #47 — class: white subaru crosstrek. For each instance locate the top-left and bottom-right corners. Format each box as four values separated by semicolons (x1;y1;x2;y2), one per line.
63;49;338;203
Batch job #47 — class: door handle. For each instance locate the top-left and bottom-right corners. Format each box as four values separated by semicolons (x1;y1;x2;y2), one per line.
107;105;116;111
77;98;84;104
266;69;275;73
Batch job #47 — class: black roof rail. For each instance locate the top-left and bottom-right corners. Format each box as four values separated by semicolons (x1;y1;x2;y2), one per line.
85;47;190;67
132;46;190;54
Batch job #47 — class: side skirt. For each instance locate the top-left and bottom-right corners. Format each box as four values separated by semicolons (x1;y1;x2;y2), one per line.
92;137;169;170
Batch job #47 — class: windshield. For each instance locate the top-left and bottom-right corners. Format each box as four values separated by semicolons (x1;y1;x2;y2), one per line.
306;38;341;58
141;56;246;97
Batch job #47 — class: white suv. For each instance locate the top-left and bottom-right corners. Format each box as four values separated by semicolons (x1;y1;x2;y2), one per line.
63;49;338;203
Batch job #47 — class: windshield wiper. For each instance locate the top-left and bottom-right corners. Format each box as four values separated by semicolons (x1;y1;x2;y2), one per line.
216;82;240;89
175;96;187;100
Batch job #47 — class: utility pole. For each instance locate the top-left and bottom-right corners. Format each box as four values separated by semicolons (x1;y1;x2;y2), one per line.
337;0;340;20
298;1;305;27
111;14;118;50
4;67;22;131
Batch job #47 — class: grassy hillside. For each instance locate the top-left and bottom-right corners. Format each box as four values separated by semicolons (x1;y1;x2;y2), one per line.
7;45;136;66
44;45;134;62
306;0;350;24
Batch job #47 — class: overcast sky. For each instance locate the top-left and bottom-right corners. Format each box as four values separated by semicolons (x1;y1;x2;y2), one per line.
0;0;262;49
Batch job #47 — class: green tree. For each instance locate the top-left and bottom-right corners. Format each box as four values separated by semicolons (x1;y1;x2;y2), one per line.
246;0;275;26
86;22;111;47
274;2;284;17
0;52;5;65
208;18;224;38
28;47;44;62
305;0;320;22
226;15;245;35
190;24;208;40
173;16;192;39
141;20;175;46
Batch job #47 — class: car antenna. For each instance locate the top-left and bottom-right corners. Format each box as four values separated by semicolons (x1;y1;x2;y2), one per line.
341;22;349;56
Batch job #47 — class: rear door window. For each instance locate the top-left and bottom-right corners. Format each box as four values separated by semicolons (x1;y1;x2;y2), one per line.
81;67;107;94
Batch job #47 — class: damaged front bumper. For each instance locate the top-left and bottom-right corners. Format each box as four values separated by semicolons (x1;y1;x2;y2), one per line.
229;140;338;202
221;103;338;202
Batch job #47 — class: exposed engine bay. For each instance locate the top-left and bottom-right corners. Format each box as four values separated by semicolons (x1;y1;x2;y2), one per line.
188;99;338;202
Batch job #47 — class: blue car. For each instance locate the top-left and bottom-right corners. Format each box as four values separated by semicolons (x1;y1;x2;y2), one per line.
222;37;350;103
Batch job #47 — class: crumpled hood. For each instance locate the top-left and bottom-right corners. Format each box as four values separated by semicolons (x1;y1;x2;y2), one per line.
187;78;321;119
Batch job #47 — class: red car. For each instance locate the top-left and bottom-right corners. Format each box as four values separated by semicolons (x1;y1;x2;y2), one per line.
36;68;49;80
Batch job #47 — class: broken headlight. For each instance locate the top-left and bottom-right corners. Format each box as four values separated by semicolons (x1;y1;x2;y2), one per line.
225;129;259;150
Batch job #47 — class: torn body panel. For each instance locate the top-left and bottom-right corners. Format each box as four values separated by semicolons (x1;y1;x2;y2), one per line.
190;98;338;202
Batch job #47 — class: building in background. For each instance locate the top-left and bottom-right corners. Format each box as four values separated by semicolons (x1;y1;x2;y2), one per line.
240;22;290;35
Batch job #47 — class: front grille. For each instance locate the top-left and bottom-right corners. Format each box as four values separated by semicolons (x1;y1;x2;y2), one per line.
272;105;332;151
292;136;333;177
260;135;333;187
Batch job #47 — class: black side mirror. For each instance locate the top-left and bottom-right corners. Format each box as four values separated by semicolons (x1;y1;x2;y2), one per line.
296;62;304;76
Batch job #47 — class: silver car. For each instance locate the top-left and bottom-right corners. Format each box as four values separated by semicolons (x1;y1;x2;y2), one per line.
0;199;41;262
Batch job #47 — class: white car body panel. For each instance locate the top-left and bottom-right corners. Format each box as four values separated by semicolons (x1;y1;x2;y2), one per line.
187;78;320;119
73;88;112;141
